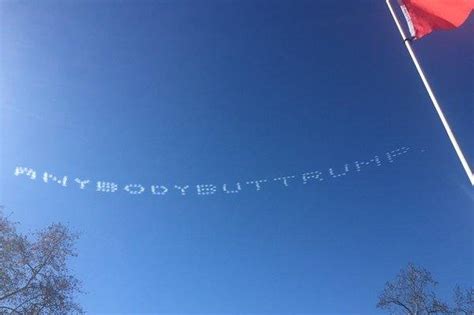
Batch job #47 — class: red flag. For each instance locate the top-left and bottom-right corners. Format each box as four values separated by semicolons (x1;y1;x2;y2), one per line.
399;0;474;39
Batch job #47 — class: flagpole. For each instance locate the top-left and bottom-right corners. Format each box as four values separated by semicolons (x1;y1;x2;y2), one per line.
385;0;474;186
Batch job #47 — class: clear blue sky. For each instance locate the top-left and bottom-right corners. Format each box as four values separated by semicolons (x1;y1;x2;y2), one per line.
1;1;473;314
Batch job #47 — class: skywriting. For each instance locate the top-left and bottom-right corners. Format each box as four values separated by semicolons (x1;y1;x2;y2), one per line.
14;146;411;197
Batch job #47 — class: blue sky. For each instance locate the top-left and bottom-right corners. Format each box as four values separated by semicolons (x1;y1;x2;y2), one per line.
1;1;473;314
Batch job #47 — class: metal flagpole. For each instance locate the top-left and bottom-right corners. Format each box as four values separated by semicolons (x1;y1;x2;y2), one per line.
385;0;474;186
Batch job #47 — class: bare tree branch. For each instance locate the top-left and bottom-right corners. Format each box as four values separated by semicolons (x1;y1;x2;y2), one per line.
377;263;448;315
0;210;83;314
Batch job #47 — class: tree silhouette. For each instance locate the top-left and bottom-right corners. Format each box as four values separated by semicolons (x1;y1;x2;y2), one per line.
0;210;83;314
377;263;448;315
452;285;473;315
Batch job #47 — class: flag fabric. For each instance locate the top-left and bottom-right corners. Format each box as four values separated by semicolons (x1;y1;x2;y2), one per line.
399;0;474;39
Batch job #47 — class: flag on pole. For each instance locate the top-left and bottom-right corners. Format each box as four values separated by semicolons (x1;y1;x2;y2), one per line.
399;0;474;39
386;0;474;185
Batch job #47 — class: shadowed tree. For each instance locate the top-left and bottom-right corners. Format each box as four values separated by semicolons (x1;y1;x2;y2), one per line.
452;285;473;315
0;210;83;314
377;263;449;315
